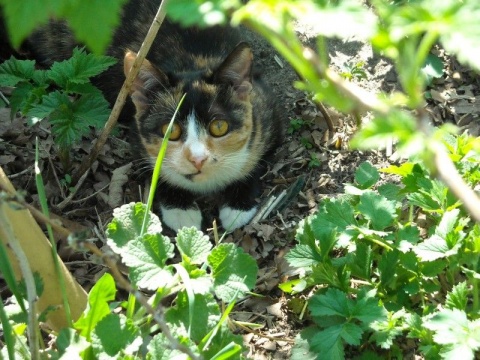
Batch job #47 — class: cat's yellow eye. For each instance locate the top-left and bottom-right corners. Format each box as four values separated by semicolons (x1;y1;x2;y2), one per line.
209;119;229;137
161;123;182;141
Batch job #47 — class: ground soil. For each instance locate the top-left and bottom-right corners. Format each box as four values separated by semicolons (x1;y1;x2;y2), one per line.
1;14;479;360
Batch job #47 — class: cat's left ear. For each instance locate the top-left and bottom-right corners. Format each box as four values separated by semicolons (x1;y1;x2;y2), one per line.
215;42;253;100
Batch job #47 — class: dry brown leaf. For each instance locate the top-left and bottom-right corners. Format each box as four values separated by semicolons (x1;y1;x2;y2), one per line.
108;162;132;208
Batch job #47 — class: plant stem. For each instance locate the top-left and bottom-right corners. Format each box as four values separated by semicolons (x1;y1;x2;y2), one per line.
72;0;170;185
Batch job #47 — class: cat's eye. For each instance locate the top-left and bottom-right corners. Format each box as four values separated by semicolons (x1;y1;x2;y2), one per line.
162;123;182;141
209;119;229;137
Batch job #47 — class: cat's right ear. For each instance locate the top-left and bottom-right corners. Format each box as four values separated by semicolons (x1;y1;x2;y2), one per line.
124;50;168;113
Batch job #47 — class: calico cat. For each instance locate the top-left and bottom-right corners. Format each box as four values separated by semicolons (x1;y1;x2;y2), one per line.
3;0;285;232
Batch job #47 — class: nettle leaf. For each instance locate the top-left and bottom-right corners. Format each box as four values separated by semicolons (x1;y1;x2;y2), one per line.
285;244;322;268
91;313;142;358
445;281;468;311
357;191;396;230
74;273;116;339
176;227;212;264
47;48;116;89
72;93;110;128
0;57;36;86
424;309;480;359
208;243;258;302
124;233;175;290
26;90;67;120
106;202;163;253
355;161;379;189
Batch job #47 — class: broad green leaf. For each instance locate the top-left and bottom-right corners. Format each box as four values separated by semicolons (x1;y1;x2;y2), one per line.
445;282;468;311
357;191;396;230
0;57;36;86
424;309;480;359
106;202;163;253
311;262;349;290
349;243;372;280
309;325;345;360
377;183;403;202
148;333;195;360
309;288;350;318
369;310;405;349
354;162;379;189
320;198;356;230
378;249;399;288
55;328;90;359
62;0;127;54
72;93;110;128
295;217;317;249
91;313;142;358
351;289;387;325
414;234;461;262
26;90;66;120
435;209;460;239
74;273;116;340
208;243;258;302
47;48;116;88
124;233;175;290
176;227;212;264
285;244;322;268
167;0;239;27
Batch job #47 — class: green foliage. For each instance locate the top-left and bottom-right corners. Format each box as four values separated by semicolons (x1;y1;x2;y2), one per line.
284;147;480;357
0;0;127;53
0;49;115;156
340;60;367;81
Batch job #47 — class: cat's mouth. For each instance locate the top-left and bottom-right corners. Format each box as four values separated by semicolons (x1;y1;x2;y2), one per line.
184;171;202;181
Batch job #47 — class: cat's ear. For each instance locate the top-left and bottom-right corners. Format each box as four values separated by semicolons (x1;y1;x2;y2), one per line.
214;42;253;100
124;50;168;113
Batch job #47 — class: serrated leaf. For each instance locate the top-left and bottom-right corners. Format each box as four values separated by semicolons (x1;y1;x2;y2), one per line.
47;48;116;88
91;313;142;358
208;243;258;302
317;198;356;231
357;191;396;230
0;57;36;86
355;161;380;189
424;309;480;358
311;262;348;290
123;233;174;290
74;273;116;339
291;327;319;360
351;289;387;325
309;325;345;360
377;183;403;202
378;250;399;288
26;90;66;120
285;244;322;268
176;227;212;264
148;333;195;360
349;243;372;280
72;93;110;128
310;288;350;318
435;209;460;239
106;202;163;253
414;234;461;262
445;281;468;311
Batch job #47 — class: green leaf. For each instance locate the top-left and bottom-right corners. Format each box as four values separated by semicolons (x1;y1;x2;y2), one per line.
47;48;116;88
167;0;237;27
74;273;116;340
0;57;36;86
378;250;399;288
310;288;350;318
124;233;175;290
357;191;396;230
208;243;258;302
424;309;480;359
369;310;405;349
148;333;196;360
421;53;444;85
311;262;349;290
55;328;90;358
285;244;322;268
106;202;163;253
349;243;372;280
351;289;387;325
309;325;345;360
354;162;380;189
291;327;319;360
445;282;468;311
176;227;212;264
91;313;142;358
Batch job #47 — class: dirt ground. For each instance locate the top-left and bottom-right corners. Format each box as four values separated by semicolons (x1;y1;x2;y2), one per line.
1;14;480;360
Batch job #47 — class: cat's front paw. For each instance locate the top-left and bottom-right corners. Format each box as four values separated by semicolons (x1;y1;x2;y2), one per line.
160;206;202;232
219;206;257;232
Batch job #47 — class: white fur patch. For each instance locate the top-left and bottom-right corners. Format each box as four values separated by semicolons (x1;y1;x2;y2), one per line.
160;206;202;232
219;206;257;232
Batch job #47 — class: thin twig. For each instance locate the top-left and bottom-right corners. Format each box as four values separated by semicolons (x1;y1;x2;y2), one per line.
72;0;170;185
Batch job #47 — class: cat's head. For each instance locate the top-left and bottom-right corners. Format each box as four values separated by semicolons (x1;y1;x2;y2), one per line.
124;42;263;194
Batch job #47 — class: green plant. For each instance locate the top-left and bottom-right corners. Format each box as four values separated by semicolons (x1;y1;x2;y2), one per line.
282;143;480;358
288;118;306;134
0;49;115;167
340;60;367;81
308;152;321;168
300;137;313;150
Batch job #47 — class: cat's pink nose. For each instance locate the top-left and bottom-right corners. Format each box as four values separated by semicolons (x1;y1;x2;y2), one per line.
189;155;207;171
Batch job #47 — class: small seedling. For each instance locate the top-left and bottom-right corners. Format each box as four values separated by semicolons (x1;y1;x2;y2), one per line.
308;152;321;168
340;60;367;81
300;137;313;150
288;118;305;134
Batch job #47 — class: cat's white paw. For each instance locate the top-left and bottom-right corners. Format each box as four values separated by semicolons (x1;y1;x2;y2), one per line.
160;206;202;231
219;206;257;232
